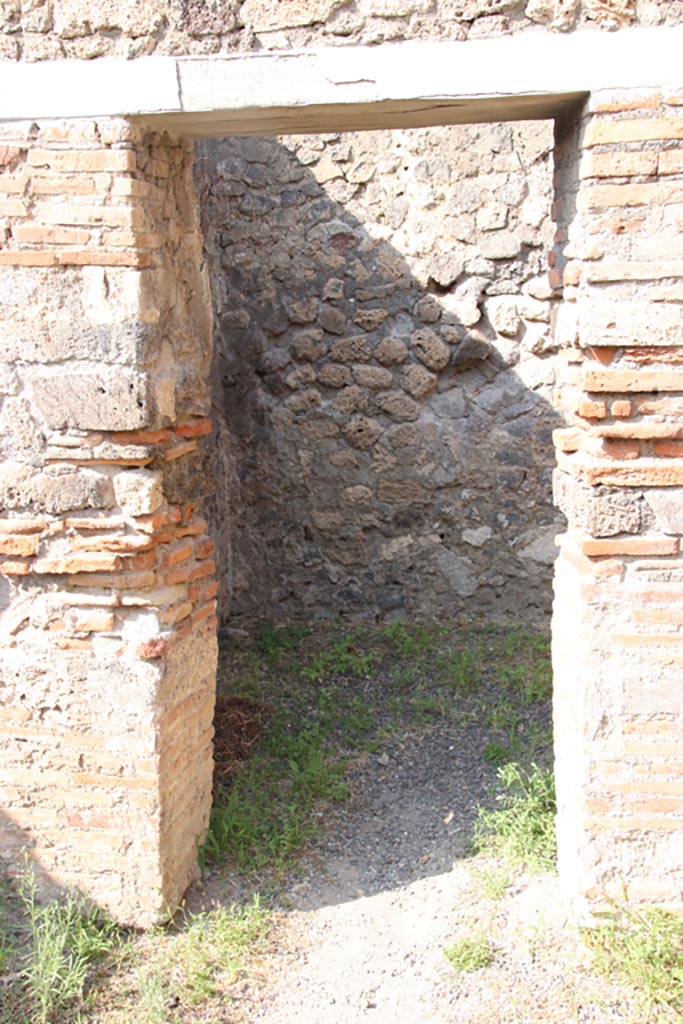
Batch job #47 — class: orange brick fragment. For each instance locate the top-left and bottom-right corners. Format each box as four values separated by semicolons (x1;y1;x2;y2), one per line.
56;637;93;651
33;552;121;574
194;537;215;560
166;541;194;568
584;118;683;147
653;441;683;457
577;399;607;419
125;551;157;571
73;611;115;632
0;558;30;575
163;440;198;462
0;517;46;535
12;224;90;245
599;439;640;460
580;537;679;558
581;367;683;393
158;601;193;626
0;535;39;557
611;400;632;417
111;429;173;445
174;418;213;439
0;251;57;266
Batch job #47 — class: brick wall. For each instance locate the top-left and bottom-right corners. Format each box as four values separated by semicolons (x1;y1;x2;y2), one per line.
1;78;683;924
0;119;218;925
552;89;683;911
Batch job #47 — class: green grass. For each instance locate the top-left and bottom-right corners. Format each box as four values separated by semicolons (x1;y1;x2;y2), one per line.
19;871;123;1024
473;762;557;873
583;903;683;1018
134;897;271;1021
205;621;554;876
443;933;496;974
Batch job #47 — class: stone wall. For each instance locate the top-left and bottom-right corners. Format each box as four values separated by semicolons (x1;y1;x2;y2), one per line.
198;121;565;625
0;0;680;61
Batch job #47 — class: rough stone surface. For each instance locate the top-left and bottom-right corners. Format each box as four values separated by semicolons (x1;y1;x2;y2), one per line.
197;122;563;626
0;0;676;62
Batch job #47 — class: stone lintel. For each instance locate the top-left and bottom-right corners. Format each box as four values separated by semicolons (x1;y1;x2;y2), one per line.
0;27;682;135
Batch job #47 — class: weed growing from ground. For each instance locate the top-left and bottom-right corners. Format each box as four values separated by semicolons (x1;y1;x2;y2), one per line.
135;897;271;1018
19;871;122;1023
0;876;14;974
473;762;556;873
443;933;496;973
583;903;683;1018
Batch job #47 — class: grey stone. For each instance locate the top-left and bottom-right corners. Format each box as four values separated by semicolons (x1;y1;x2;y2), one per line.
644;488;683;535
0;461;114;514
435;548;477;597
31;369;151;430
554;472;642;537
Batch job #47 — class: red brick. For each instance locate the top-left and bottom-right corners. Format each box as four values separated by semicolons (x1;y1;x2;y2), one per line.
163;440;198;462
591;91;661;114
12;224;91;245
188;579;219;602
111;429;173;445
581;150;659;179
30;176;97;196
653;441;683;457
174;418;213;439
0;535;39;557
656;150;683;175
578;182;683;210
633;607;683;627
611;400;632;417
0;251;57;266
70;534;154;553
166;541;194;567
67;569;156;589
56;637;93;651
28;148;137;173
599;439;640;460
191;600;217;627
577;398;607;419
588;346;618;366
57;250;156;269
158;601;193;626
175;517;209;537
0;558;30;575
125;551;157;571
34;552;122;574
584;118;683;147
581;537;679;557
194;537;215;560
581;367;683;393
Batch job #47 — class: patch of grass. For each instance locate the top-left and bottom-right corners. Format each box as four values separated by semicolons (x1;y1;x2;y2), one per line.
303;635;375;683
0;876;15;974
202;712;349;873
437;648;480;694
443;933;496;974
19;871;122;1024
473;863;511;903
135;897;271;1018
583;904;683;1018
473;762;556;873
254;622;309;660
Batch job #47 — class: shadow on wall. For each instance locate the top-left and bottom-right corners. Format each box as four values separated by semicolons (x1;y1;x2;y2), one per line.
194;123;567;628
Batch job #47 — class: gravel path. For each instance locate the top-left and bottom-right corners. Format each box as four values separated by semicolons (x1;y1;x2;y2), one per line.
203;630;643;1024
